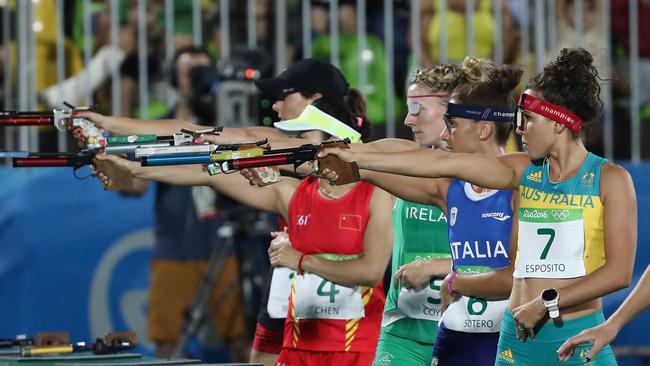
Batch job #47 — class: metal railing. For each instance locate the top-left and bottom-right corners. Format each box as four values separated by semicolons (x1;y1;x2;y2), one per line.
0;0;645;161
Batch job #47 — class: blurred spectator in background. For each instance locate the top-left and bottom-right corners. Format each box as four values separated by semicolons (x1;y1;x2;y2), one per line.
611;0;650;159
117;0;166;118
548;0;607;156
124;46;249;361
553;0;607;77
421;0;518;68
422;0;495;65
311;0;397;139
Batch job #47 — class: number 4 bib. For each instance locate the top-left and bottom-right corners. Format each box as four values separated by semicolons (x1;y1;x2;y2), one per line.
515;208;586;279
292;273;365;320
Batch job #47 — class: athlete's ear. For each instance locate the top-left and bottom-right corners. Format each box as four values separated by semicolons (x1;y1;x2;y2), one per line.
553;121;567;134
478;121;494;141
311;92;323;101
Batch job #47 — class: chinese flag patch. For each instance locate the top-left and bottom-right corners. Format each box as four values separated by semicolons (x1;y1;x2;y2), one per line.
339;214;362;231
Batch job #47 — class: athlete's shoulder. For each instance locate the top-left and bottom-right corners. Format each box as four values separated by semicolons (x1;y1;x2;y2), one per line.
600;162;636;202
601;161;632;181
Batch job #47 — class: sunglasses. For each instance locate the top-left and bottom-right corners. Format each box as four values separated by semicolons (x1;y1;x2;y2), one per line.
407;93;451;116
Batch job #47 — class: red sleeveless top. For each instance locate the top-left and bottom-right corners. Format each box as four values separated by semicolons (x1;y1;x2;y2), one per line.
283;176;385;352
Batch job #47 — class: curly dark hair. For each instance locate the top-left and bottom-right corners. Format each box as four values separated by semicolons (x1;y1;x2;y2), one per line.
527;48;603;135
452;64;524;146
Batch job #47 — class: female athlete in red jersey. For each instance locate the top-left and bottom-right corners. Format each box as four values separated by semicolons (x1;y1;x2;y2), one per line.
97;96;393;366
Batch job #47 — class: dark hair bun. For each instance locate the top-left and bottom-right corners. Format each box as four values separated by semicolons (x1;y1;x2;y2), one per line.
528;48;602;125
556;48;594;71
487;64;524;96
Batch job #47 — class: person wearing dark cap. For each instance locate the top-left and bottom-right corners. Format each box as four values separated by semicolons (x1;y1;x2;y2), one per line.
76;58;359;145
248;58;369;366
255;58;351;101
77;58;369;366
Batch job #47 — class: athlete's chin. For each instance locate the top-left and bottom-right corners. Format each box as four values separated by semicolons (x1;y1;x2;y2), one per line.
525;148;546;161
414;135;434;147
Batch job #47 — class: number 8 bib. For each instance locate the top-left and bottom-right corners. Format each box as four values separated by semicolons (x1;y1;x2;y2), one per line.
515;208;586;279
292;273;365;320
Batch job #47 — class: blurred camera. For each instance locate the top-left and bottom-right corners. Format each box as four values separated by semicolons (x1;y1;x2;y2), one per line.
187;47;272;127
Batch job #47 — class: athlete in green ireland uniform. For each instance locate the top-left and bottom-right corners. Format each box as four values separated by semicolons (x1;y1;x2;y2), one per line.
375;200;450;366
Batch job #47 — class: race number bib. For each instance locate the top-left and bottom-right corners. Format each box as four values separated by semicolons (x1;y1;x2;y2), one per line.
441;296;507;333
292;273;365;320
396;279;443;321
515;208;586;279
267;267;295;318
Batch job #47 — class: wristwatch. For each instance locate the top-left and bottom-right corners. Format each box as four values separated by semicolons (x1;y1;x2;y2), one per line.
541;288;560;319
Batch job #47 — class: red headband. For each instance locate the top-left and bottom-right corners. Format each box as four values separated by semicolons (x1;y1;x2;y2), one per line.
517;93;584;133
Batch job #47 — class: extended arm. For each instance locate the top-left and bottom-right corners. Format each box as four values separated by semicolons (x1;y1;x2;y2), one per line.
361;170;450;209
352;138;420;153
78;111;286;140
99;154;297;216
321;148;530;190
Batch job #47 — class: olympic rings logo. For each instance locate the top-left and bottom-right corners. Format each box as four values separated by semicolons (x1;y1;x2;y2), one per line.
551;210;570;220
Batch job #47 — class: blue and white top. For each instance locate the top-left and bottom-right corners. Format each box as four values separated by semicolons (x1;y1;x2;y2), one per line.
441;180;513;333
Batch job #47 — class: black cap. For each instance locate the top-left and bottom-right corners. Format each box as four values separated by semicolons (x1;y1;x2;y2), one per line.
254;58;350;99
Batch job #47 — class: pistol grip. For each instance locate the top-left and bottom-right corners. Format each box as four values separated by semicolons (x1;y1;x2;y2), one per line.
316;143;360;186
93;159;134;191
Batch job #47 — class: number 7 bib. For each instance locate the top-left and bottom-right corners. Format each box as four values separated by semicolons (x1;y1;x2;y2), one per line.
515;208;586;279
292;273;365;320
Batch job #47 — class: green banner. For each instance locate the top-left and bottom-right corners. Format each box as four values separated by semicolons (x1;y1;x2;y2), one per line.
403;252;452;263
519;208;582;223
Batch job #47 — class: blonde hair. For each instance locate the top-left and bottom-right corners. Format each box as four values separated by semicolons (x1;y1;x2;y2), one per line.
462;56;495;83
410;56;495;93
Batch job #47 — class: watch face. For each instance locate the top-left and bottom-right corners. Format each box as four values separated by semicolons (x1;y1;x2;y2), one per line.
542;288;558;301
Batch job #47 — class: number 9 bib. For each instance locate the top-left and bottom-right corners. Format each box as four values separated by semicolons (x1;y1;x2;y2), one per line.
292;273;365;320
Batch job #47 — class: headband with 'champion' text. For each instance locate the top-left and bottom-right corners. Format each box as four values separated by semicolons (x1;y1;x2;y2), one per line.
445;102;516;123
517;93;584;133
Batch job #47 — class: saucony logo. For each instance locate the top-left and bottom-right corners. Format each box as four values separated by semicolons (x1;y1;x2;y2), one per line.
481;212;511;221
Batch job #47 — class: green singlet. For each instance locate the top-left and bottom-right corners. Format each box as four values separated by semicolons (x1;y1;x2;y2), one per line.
374;199;451;366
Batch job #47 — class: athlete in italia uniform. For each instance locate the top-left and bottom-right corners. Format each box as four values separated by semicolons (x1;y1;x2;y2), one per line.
431;178;512;366
324;49;637;366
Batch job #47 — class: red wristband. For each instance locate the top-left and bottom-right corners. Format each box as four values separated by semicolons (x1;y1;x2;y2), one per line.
297;253;308;275
447;272;459;297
